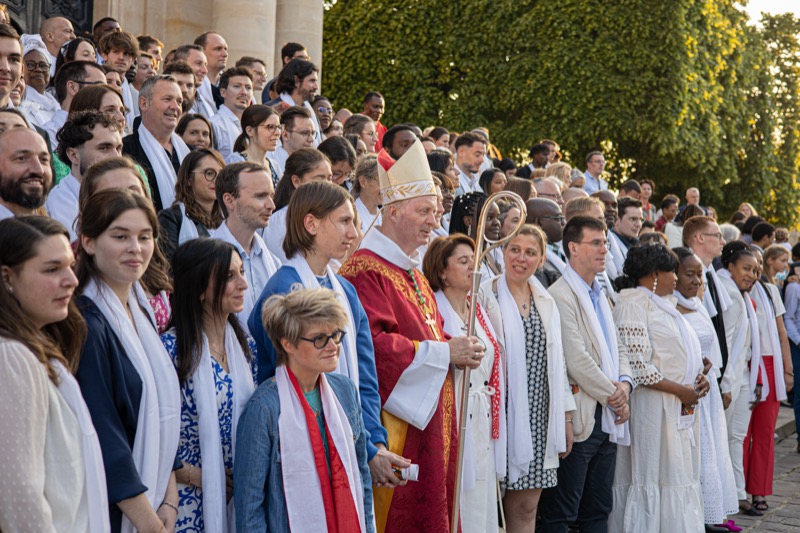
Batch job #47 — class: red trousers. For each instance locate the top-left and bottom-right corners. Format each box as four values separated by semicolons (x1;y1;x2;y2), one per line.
743;355;780;496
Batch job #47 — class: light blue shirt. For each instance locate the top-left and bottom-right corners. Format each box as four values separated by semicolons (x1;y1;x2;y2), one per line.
579;274;633;386
583;170;608;195
784;282;800;346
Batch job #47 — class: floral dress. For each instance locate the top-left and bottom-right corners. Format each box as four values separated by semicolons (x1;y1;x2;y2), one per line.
161;331;258;533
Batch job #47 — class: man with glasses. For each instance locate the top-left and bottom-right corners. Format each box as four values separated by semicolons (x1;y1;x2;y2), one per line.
123;75;189;211
38;17;75;77
536;177;565;207
606;197;643;281
21;34;59;128
210;66;253;159
270;105;315;179
583;151;608;195
45;110;123;241
527;197;567;288
540;215;632;533
266;58;321;146
43;60;107;149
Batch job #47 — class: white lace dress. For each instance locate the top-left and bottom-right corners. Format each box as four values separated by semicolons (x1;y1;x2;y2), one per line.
610;289;704;533
683;311;739;524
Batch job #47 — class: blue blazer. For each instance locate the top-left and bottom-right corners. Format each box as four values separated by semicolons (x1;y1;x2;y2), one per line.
247;265;387;460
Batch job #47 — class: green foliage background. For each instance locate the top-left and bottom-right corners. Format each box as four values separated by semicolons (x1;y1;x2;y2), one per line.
323;1;800;226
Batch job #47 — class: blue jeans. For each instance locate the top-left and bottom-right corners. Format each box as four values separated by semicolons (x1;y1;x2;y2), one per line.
792;342;800;443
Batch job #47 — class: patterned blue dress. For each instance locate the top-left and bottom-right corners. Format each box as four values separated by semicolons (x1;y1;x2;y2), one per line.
161;330;258;533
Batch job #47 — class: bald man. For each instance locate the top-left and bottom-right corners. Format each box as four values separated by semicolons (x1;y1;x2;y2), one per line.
563;187;589;204
39;17;75;77
526;197;566;288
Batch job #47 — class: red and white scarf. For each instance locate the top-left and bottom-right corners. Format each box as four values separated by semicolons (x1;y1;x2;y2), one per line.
277;365;366;532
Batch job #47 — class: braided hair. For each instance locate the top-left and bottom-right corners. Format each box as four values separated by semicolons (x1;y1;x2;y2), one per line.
449;192;485;238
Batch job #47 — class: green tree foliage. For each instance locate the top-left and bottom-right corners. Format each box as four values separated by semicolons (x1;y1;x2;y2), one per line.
323;1;800;226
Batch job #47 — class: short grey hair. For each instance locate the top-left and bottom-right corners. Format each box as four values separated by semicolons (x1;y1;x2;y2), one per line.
719;223;741;244
261;287;348;366
139;74;178;102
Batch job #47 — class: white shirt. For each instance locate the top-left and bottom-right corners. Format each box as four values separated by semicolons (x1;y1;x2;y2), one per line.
210;105;242;159
212;221;281;329
194;77;217;118
0;203;14;220
279;92;321;147
43;109;68;150
121;79;138;127
269;145;289;181
48;52;57;78
455;165;479;196
21;88;60;128
45;173;81;241
355;196;381;234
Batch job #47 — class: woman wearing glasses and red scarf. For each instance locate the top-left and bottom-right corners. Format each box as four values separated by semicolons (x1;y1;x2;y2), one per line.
235;287;375;532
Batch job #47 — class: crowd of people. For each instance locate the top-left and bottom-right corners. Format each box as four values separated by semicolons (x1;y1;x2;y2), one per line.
1;8;799;533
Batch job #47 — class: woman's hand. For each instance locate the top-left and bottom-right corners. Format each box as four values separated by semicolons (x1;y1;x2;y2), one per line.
676;384;700;407
750;384;763;410
560;419;574;459
156;503;177;533
694;373;710;398
721;392;732;410
786;370;795;392
702;357;713;376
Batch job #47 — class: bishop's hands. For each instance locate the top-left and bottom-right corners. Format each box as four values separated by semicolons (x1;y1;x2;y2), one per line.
448;335;484;369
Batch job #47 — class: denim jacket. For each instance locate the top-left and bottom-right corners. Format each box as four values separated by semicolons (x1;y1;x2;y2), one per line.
234;372;375;532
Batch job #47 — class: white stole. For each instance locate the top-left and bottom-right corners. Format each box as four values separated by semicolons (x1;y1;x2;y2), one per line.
177;202;200;245
718;269;764;402
276;367;366;532
285;256;360;392
752;282;787;401
674;292;724;378
606;231;627;279
495;274;566;482
196;78;217;117
54;361;110;533
138;124;190;209
702;264;733;319
639;288;703;441
191;323;255;532
546;249;566;274
82;280;180;533
562;266;629;445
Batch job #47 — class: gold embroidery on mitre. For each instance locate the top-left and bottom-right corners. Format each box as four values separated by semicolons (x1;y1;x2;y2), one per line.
380;181;438;205
378;139;435;205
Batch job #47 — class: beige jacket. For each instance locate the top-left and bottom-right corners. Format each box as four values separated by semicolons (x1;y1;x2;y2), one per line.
548;277;633;442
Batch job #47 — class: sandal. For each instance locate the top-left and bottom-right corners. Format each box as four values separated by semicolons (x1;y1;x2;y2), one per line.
717;520;743;532
752;498;769;512
739;501;763;517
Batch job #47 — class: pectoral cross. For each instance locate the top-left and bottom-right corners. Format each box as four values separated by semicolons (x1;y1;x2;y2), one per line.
425;314;442;341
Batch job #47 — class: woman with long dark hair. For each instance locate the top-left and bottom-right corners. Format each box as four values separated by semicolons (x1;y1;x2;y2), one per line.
176;113;214;151
161;238;256;532
610;243;708;532
75;189;181;533
0;216;107;532
158;148;225;262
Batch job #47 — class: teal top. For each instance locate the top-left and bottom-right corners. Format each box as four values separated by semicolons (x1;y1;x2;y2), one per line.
304;385;330;475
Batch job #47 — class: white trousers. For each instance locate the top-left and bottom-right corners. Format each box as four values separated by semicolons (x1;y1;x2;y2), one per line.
724;368;752;501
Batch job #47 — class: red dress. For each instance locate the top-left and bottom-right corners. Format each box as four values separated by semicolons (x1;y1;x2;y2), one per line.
340;249;459;533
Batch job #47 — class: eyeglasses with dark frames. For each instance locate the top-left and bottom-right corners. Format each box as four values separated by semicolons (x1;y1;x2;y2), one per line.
299;329;347;349
191;168;218;182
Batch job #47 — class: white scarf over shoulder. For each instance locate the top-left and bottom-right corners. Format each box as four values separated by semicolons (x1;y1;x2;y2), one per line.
82;280;180;533
562;265;629;445
751;281;787;401
191;323;255;532
285;256;360;391
138;124;190;209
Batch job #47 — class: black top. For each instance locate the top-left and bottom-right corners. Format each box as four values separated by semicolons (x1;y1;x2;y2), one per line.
122;130;181;212
157;204;212;263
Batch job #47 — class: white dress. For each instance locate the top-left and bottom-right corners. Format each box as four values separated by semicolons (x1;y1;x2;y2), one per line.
0;338;90;532
610;289;704;533
435;292;499;533
682;311;739;523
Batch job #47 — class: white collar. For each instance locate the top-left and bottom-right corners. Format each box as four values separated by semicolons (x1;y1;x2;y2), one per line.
214;220;263;259
217;104;241;125
359;225;420;270
0;203;15;220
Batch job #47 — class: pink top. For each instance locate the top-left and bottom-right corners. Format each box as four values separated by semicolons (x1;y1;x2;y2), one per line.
148;291;171;334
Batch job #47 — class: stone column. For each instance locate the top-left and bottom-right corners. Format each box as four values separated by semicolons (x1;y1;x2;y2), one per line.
273;0;323;75
212;0;278;77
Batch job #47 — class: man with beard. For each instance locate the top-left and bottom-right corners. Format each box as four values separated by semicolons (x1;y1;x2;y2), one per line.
45;111;123;240
261;42;308;104
381;124;417;161
266;58;321;146
122;75;189;211
210;66;253;159
195;31;229;109
363;91;386;149
163;61;196;115
526;197;566;287
453;132;486;195
0;128;52;219
172;44;214;118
